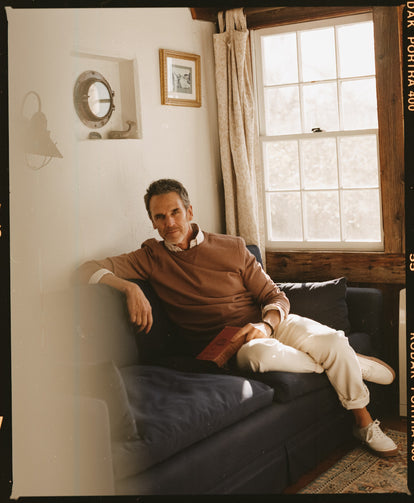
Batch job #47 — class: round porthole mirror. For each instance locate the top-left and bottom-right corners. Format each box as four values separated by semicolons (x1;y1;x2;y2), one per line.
74;70;115;128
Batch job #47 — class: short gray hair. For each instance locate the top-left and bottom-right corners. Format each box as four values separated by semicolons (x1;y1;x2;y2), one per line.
144;179;191;218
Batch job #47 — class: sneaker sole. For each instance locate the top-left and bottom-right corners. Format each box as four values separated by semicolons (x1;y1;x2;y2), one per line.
356;354;396;384
366;444;399;457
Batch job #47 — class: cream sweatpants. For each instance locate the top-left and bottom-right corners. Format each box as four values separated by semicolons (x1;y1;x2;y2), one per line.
236;314;370;410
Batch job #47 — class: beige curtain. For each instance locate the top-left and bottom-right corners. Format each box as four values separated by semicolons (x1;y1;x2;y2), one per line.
213;8;266;264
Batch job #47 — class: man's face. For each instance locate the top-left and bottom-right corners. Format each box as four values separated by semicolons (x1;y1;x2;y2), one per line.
149;191;194;249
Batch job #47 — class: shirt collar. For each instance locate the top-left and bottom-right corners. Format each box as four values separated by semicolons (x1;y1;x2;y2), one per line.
164;223;204;252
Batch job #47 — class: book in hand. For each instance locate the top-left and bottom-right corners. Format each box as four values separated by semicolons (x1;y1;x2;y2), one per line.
196;326;245;367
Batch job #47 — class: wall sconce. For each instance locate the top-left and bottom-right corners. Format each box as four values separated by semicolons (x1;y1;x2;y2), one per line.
21;91;63;170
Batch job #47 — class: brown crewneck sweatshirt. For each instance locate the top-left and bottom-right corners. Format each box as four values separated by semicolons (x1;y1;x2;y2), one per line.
76;232;290;342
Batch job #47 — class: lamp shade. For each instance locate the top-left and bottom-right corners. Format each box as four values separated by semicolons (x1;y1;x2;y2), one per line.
21;92;63;160
24;111;63;158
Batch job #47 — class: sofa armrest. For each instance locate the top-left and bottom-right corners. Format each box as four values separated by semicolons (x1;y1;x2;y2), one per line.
346;287;384;355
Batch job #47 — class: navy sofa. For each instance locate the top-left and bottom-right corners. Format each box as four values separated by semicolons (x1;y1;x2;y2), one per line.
69;247;388;495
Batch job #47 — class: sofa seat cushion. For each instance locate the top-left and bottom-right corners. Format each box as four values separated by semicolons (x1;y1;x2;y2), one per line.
112;365;274;479
243;370;331;403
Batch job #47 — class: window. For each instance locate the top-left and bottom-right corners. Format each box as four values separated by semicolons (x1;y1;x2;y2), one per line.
253;13;383;251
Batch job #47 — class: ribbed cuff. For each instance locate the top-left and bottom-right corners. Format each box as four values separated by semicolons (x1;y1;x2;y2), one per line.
262;304;285;323
88;268;114;284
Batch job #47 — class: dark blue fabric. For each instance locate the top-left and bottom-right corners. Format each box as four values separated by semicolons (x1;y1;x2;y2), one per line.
346;286;383;355
113;365;274;478
127;279;180;363
246;244;263;267
114;384;348;494
245;371;331;403
278;277;351;335
347;332;375;356
285;407;353;483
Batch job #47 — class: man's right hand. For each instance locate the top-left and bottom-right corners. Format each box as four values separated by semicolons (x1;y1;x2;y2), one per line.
100;274;153;334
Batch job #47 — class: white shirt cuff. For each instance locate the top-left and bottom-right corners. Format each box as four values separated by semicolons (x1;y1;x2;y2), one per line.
262;304;285;323
89;268;114;284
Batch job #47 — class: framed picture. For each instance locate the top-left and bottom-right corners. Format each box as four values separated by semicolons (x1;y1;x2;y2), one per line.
159;49;201;107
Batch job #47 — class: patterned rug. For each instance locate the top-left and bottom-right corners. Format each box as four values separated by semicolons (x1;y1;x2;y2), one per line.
299;429;410;494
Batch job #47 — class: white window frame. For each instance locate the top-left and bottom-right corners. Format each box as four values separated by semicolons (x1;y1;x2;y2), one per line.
251;13;384;252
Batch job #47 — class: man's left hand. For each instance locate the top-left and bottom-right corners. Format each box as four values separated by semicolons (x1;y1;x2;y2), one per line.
231;322;271;343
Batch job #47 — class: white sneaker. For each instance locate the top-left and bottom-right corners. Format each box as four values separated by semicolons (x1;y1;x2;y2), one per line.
356;354;395;385
353;419;398;457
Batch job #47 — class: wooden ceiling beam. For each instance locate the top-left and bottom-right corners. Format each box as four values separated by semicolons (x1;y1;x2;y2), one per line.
190;7;218;24
245;6;371;29
190;6;373;29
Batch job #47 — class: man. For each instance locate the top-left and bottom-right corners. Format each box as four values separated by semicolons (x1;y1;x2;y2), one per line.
77;178;398;457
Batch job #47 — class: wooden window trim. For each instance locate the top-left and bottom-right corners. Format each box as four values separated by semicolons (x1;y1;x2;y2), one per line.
373;6;405;255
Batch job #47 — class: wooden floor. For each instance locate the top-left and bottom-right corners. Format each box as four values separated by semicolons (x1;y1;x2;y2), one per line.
283;415;407;494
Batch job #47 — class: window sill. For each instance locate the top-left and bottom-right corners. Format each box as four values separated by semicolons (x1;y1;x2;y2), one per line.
265;250;405;284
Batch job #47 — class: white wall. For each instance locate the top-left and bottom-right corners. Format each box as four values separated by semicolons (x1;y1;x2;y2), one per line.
7;7;222;497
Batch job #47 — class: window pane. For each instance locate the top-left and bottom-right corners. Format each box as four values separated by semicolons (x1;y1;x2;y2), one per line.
342;189;382;241
341;78;378;130
301;138;338;189
256;14;382;250
304;191;340;241
264;86;301;135
268;192;303;241
262;32;298;85
339;135;379;188
337;21;375;78
303;82;339;132
300;27;336;82
263;141;300;190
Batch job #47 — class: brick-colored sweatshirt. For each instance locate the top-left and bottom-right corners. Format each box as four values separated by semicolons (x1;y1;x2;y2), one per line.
76;231;290;342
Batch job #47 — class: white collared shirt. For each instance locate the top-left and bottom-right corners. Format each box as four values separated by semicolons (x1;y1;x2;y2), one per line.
163;223;204;252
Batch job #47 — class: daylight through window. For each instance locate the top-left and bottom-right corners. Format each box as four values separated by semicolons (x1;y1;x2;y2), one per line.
252;13;383;251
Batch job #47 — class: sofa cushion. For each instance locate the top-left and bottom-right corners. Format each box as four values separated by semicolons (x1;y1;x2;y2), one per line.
347;332;375;356
112;365;274;478
346;287;383;349
278;277;351;335
247;371;331;403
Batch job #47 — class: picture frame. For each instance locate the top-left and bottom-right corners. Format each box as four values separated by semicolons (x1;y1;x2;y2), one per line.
159;49;201;107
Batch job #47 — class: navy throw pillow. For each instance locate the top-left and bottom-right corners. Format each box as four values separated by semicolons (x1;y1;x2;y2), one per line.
278;277;351;335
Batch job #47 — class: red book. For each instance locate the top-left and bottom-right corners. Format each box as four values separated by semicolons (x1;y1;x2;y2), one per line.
196;326;245;367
